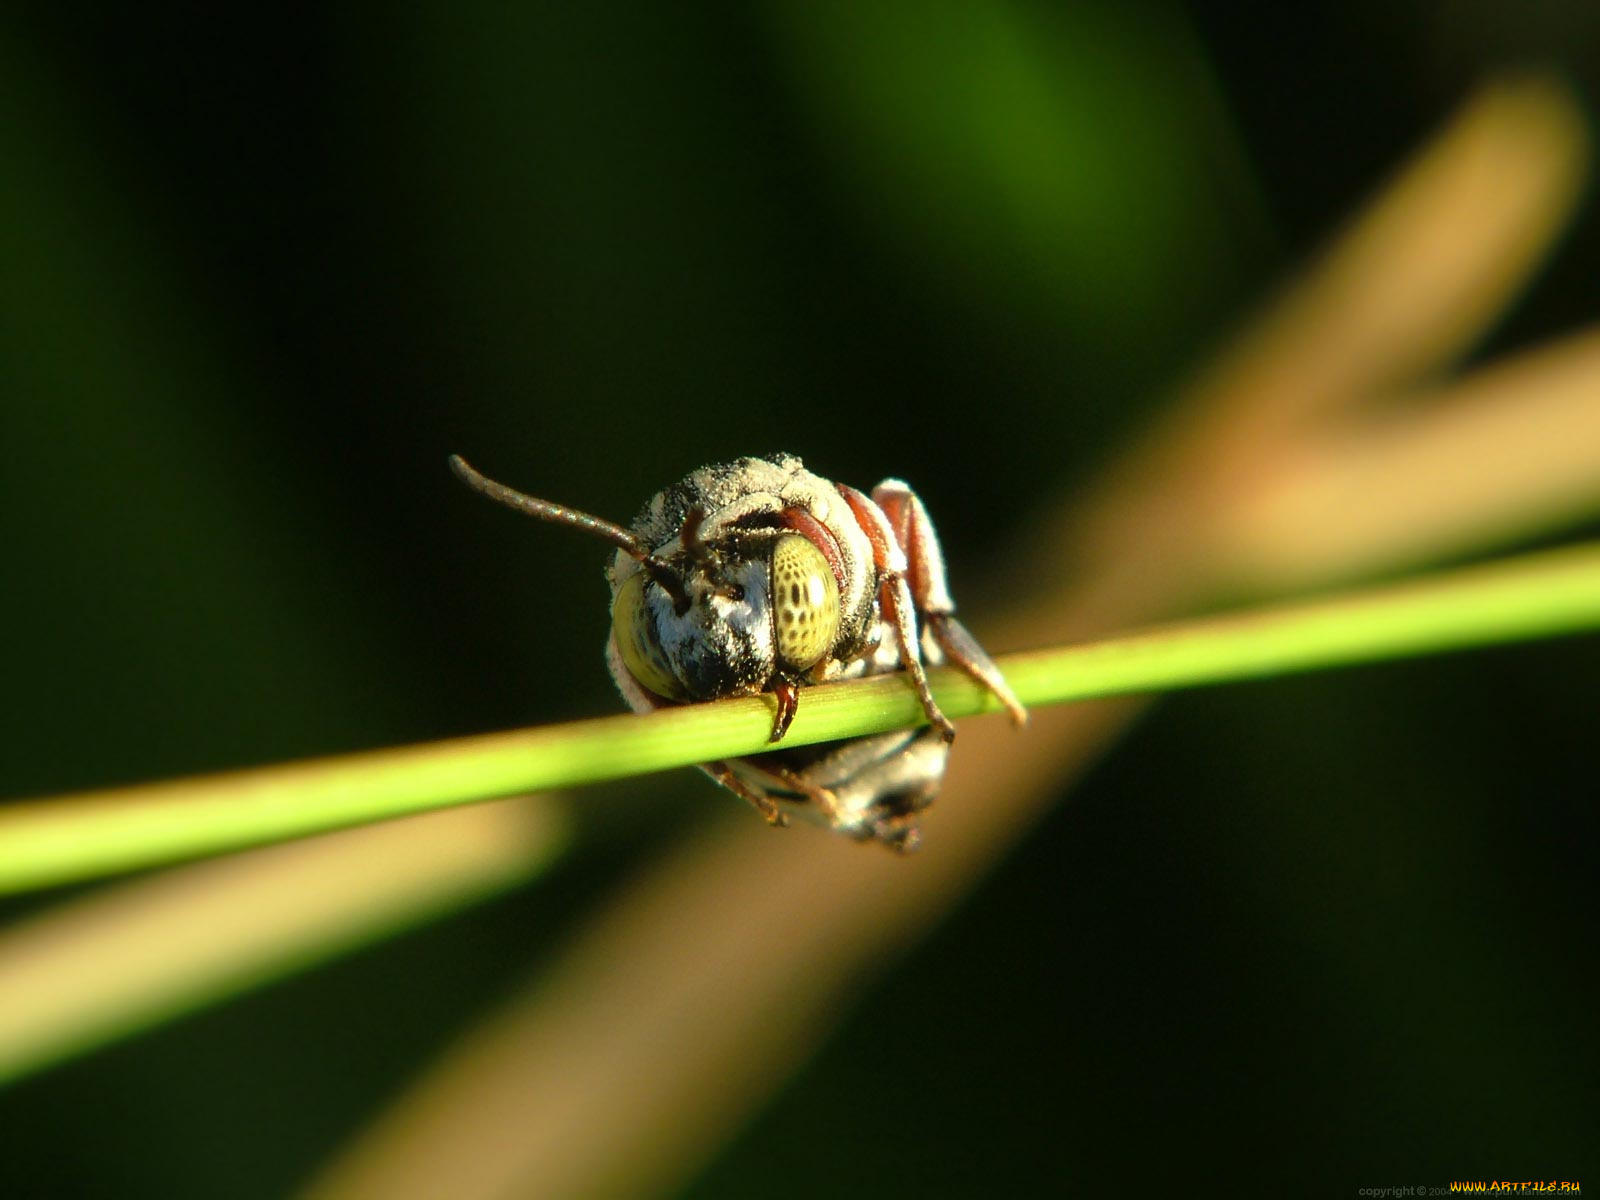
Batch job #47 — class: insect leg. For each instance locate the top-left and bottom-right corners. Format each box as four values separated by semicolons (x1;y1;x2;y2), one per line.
869;480;955;613
873;480;1027;727
927;614;1027;726
758;764;848;829
838;483;956;743
700;762;790;827
880;574;955;742
768;678;800;743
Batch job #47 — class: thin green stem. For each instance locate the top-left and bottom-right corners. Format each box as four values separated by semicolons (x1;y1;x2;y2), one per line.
4;540;1600;895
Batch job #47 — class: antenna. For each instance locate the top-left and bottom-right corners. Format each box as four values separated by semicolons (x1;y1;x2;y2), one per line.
449;455;691;612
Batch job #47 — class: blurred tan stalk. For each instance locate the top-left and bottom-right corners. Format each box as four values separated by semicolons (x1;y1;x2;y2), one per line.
297;78;1600;1200
0;797;565;1085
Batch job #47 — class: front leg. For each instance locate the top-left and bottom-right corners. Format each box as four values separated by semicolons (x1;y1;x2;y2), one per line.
872;480;1027;728
926;612;1027;726
838;483;956;742
767;678;800;742
879;570;955;742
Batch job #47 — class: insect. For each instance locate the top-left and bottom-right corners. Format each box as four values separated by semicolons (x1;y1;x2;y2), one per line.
450;452;1025;851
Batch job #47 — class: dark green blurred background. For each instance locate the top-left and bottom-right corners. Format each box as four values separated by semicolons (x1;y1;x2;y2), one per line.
3;2;1597;1195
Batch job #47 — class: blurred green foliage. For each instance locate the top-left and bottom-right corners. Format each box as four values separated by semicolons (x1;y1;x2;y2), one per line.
1;1;1596;1196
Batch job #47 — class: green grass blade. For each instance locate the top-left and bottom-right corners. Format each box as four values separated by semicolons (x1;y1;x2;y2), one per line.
4;540;1600;895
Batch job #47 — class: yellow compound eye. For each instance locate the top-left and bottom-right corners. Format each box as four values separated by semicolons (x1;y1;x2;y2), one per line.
611;572;685;700
771;534;840;671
